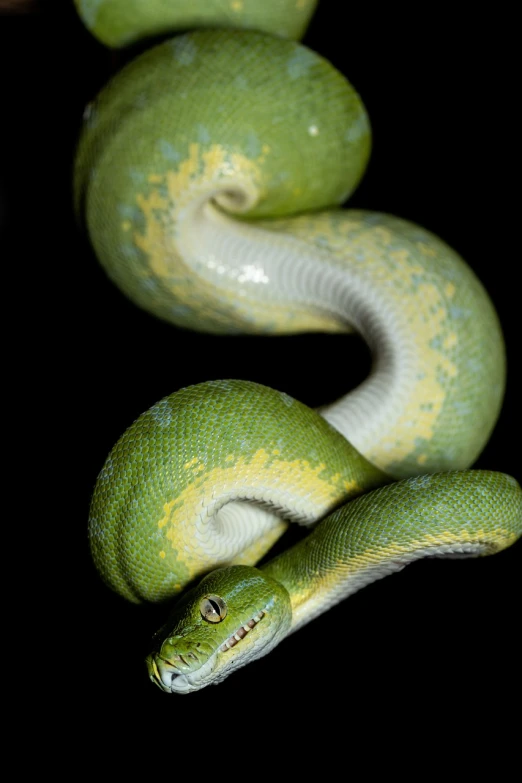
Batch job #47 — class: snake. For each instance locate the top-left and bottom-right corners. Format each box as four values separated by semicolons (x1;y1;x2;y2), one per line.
74;0;522;694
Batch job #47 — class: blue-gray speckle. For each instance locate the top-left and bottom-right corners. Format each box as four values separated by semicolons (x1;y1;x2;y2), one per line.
118;203;140;219
197;125;211;144
245;132;261;159
408;474;433;489
449;306;471;320
234;74;248;90
287;47;316;80
78;0;104;27
159;140;181;162
170;37;197;66
129;168;145;185
150;399;173;427
120;243;140;260
279;392;295;407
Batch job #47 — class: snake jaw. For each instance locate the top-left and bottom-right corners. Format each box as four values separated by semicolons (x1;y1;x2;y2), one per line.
146;603;290;693
146;648;218;694
146;609;269;693
149;656;184;692
148;654;216;694
219;611;266;652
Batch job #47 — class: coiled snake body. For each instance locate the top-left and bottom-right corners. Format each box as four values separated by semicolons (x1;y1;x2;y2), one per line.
75;0;522;693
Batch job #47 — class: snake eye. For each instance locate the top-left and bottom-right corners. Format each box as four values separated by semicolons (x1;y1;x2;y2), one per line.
200;595;227;623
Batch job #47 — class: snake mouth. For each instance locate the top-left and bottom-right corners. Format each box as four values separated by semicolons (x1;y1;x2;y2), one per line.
147;609;268;693
219;610;265;653
148;655;192;694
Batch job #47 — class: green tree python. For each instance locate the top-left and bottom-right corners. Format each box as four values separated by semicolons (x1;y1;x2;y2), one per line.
73;0;522;694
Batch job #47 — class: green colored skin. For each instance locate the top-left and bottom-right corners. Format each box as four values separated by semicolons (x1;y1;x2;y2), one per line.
88;379;522;693
74;28;371;238
146;469;522;694
89;380;388;604
73;29;504;478
74;0;318;48
74;2;521;692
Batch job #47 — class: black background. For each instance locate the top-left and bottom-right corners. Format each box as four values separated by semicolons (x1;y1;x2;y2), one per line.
3;0;520;738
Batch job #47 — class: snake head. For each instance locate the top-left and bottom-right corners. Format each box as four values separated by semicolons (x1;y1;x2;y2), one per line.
145;565;292;694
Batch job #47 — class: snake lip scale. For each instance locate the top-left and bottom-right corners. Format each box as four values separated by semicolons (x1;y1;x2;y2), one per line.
219;610;266;652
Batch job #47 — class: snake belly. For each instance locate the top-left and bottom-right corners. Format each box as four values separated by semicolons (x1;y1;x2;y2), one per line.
75;1;521;692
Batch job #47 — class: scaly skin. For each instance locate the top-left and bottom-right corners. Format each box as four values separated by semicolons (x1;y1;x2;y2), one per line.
146;471;522;694
75;2;521;692
73;0;318;48
74;29;504;477
89;380;388;604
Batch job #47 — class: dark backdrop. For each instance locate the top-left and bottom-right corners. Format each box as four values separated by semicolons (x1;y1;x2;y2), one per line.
3;0;519;741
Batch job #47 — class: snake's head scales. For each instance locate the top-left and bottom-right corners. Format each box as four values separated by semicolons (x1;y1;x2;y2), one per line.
145;565;291;693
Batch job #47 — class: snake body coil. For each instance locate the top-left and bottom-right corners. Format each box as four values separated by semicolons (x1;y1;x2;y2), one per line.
75;0;522;693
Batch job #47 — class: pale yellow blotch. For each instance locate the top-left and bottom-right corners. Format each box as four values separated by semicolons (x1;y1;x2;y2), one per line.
417;241;437;257
201;144;227;173
280;216;458;469
133;144;344;334
272;449;280;455
445;282;456;298
439;356;458;378
134;188;170;275
158;503;170;528
225;454;235;462
373;227;393;244
257;144;271;165
230;0;243;10
342;218;363;233
148;174;163;184
358;230;451;464
155;448;356;583
183;457;199;469
417;454;428;465
443;332;458;350
389;249;410;264
343;479;360;493
121;220;131;231
420;528;517;549
289;526;516;629
193;463;206;474
159;550;166;559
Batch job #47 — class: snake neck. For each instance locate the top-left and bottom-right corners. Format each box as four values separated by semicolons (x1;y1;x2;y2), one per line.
261;471;522;633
